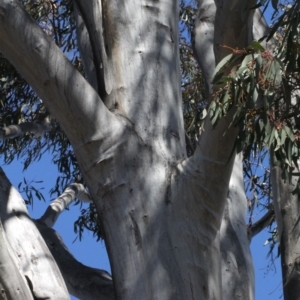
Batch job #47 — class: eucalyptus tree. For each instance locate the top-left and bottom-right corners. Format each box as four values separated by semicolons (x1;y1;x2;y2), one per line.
0;0;298;299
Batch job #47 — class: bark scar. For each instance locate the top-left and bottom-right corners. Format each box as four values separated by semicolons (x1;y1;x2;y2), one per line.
165;165;175;205
130;214;142;250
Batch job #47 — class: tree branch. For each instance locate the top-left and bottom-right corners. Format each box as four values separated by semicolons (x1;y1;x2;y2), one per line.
73;3;98;92
74;0;114;104
185;1;265;231
0;168;69;299
39;183;92;228
0;117;51;140
0;0;114;148
247;208;275;242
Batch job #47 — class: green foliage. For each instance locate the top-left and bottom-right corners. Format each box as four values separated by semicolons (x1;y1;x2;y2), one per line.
18;177;45;206
180;0;206;154
208;1;300;248
74;205;103;241
244;149;271;215
22;0;76;52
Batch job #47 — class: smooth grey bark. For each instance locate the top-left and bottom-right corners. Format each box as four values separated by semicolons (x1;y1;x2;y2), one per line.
271;157;300;300
73;0;114;106
0;220;34;300
220;9;273;300
220;155;254;300
73;3;98;93
0;0;114;149
213;0;256;63
193;0;216;95
0;168;69;299
0;0;256;299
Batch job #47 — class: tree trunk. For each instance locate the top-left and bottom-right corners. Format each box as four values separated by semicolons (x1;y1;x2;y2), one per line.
0;0;257;299
71;1;240;297
271;157;300;300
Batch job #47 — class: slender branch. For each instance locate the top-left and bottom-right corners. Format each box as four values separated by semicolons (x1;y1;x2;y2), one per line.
74;0;115;109
0;117;51;140
73;1;98;92
247;208;275;242
38;183;92;228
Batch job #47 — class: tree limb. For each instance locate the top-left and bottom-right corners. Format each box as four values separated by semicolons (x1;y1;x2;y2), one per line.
73;1;98;93
39;183;92;228
74;0;114;104
247;208;275;242
0;168;114;299
0;0;114;147
0;168;69;299
0;117;51;140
